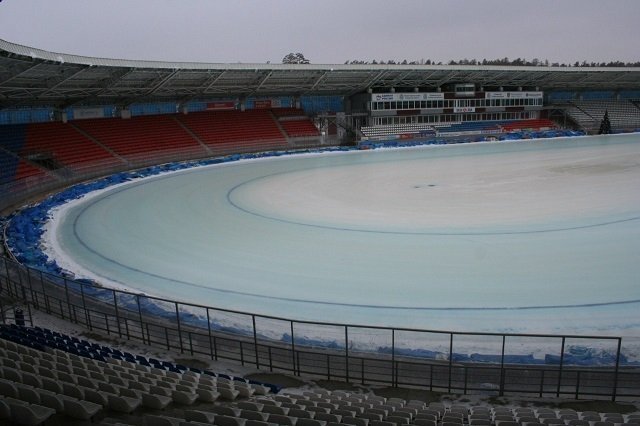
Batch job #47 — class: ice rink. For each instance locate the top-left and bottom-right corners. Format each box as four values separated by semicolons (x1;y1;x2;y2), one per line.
44;134;640;336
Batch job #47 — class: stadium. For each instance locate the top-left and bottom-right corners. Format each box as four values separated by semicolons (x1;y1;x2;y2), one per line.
1;32;640;425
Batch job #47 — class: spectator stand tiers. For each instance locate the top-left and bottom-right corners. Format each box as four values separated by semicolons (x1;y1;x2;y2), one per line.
0;109;317;203
562;100;640;132
272;108;321;139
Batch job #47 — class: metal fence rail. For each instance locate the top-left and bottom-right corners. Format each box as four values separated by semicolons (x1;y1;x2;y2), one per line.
1;254;638;400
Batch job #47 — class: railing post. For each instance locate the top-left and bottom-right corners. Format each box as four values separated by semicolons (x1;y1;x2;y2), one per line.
80;282;90;329
40;271;50;314
345;325;350;383
464;366;468;394
112;290;122;337
64;277;73;322
448;333;454;393
175;302;183;353
26;267;34;304
124;318;130;340
13;262;23;298
429;364;433;390
290;321;296;375
136;295;144;344
557;337;566;397
391;328;396;387
253;315;260;369
612;337;622;401
2;258;11;293
499;335;506;396
206;308;214;360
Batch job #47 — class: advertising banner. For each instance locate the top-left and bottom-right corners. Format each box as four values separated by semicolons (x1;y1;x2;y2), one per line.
206;101;235;110
371;92;444;102
486;91;543;99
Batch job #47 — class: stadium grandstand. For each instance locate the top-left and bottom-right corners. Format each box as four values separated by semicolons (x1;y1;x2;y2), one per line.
1;38;640;424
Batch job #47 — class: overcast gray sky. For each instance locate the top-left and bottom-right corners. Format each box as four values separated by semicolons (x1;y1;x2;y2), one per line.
1;0;638;65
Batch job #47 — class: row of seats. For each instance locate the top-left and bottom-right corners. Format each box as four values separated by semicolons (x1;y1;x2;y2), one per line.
280;119;320;138
499;119;556;132
271;108;310;118
361;119;557;140
0;326;276;424
24;121;123;170
436;121;503;134
73;115;207;160
360;123;437;138
0;109;297;188
0;324;278;392
1;325;638;426
176;110;287;148
185;390;640;426
564;100;640;130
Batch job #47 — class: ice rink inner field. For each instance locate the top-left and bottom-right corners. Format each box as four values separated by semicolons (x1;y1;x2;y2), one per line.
44;135;640;336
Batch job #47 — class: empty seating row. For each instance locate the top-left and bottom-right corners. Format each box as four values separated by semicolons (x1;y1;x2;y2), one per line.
0;331;278;424
280;119;320;138
73;115;207;160
499;119;557;132
177;110;287;149
272;108;309;118
85;394;640;426
361;123;436;138
2;325;638;426
437;121;503;134
564;100;640;131
1;324;275;392
1;324;276;397
0;108;296;188
24;121;122;170
0;395;57;425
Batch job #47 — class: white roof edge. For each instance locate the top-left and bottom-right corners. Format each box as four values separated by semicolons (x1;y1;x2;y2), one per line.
1;38;640;73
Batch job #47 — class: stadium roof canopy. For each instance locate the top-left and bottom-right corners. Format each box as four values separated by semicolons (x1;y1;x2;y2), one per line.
1;38;640;109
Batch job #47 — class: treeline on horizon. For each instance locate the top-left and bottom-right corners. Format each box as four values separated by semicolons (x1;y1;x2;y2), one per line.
343;58;640;67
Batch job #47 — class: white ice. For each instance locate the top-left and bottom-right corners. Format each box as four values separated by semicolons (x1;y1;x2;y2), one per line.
42;134;640;340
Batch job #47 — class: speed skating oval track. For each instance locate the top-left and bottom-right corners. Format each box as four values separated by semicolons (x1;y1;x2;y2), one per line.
43;135;640;336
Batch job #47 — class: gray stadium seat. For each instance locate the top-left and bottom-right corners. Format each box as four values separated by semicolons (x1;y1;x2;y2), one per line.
185;409;217;423
63;398;102;420
296;419;326;426
215;415;248;426
9;401;56;425
267;414;297;426
413;420;437;426
107;393;141;413
241;410;270;422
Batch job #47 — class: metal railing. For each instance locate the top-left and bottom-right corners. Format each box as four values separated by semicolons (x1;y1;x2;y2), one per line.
1;254;638;400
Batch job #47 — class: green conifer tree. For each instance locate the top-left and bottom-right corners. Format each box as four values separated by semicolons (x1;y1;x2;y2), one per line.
598;110;611;134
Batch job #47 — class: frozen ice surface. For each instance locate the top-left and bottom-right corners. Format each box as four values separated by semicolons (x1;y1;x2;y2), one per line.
44;135;640;338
